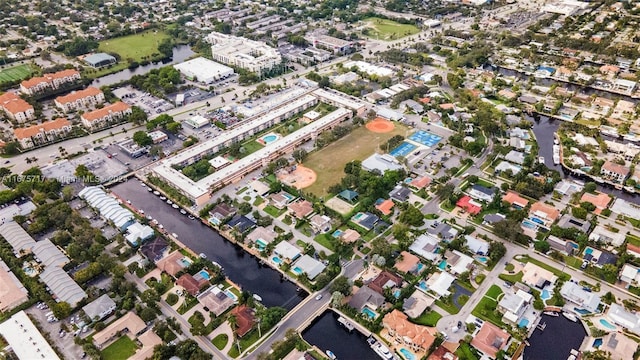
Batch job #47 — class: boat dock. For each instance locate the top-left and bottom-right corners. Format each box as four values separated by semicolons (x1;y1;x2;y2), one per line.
337;316;355;332
536;322;547;331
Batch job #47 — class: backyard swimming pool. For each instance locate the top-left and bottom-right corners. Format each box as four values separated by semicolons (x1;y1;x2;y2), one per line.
522;220;537;229
418;281;428;291
476;256;489;264
399;348;416;360
409;131;442;147
259;133;281;145
353;212;366;221
292;266;303;275
198;269;210;280
362;306;377;319
593;338;603;348
332;229;343;238
584;247;594;255
272;256;283;265
224;289;238;302
599;319;616;330
389;142;417;157
518;319;530;328
179;257;192;268
438;260;447;270
541;290;551;301
256;238;267;250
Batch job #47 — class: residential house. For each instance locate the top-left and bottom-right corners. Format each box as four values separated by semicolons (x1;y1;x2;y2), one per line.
273;241;301;262
198;286;235;316
580;192;611;214
498;89;517;100
608;303;640;334
470;322;510;359
601;161;630;184
628;244;640;259
54;87;104;112
394;251;422;274
557;214;591;233
82;294;116;322
339;229;360;243
509;137;525;150
292;255;326;280
269;191;295;209
80;101;132;131
93;312;146;348
589;225;625;247
598;333;638;360
14;118;72;149
521;262;557;289
410;176;431;189
383;310;436;353
560;281;600;313
464;235;489;255
403;290;435;319
528;202;561;230
427;346;459;360
287;200;313;219
505;150;526;165
425;271;455;298
428;223;459;242
0;92;34;122
547;235;576;256
368;271;403;295
0;260;28;313
502;191;529;209
446;250;474;275
409;234;441;262
498;290;533;326
389;186;411;203
177;273;209;296
20;69;81;96
140;237;169;263
456;195;482;215
348;286;385;311
230;305;255;337
156;251;191;278
125;222;154;246
352;212;379;231
376;199;395;216
483;213;505;226
209;203;237;225
619;264;640;289
246;227;277;248
226;214;256;233
469;184;497;202
309;214;331;234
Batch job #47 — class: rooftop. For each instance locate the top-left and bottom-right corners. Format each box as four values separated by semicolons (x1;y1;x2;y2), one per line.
14;118;71;140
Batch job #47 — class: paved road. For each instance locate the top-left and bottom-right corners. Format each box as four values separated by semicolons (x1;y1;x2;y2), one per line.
243;259;364;360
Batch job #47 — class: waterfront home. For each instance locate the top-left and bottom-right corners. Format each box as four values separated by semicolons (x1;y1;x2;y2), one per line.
608;303;640;334
464;235;489;255
425;271;455;298
504;150;526;165
291;254;326;280
198;286;235;316
394;251;422;274
273;241;301;262
157;251;192;278
403;290;434;319
140;237;169;263
600;161;630;184
445;250;474;275
468;184;498;202
560;281;601;313
580;192;611;214
528;202;561;230
502;191;528;209
177;273;209;296
368;271;403;295
619;264;640;289
226;214;256;233
456;195;482;215
471;322;510;359
427;345;459;360
246;226;277;248
287;200;313;219
589;225;625;247
521;262;558;289
598;332;638;360
348;286;385;311
383;310;436;353
409;234;441;263
125;222;155;246
509;137;525;150
230;305;255;337
498;289;533;326
208;203;237;225
554;180;584;196
309;214;331;234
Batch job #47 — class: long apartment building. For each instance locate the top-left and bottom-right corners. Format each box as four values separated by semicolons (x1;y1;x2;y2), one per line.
80;101;132;131
54;87;105;112
152;93;319;204
207;32;282;73
312;88;369;116
14;118;72;149
0;92;34;123
20;69;81;96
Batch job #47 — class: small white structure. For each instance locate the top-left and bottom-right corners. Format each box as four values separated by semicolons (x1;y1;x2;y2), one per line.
184;115;210;129
125;222;155;246
425;271;455;298
0;311;60;360
173;57;234;84
83;294;117;321
273;241;301;262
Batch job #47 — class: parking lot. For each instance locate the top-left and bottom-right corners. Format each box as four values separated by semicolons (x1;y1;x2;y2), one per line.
42;149;129;184
113;86;175;116
179;120;224;141
26;304;85;360
169;86;217;106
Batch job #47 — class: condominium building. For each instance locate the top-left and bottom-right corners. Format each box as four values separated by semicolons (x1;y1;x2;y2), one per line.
14;118;72;149
19;69;81;96
54;87;105;112
0;92;34;123
80;102;132;131
207;32;282;73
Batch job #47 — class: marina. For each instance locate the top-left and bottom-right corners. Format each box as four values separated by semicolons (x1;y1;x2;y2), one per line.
302;311;379;360
524;313;587;360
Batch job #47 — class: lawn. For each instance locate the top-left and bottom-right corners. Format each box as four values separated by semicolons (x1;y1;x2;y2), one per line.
456;342;480;360
98;30;169;62
303;124;407;196
499;271;523;284
263;205;286;218
363;17;420;40
627;234;640;247
435;299;460;315
411;310;442;326
471;285;504;327
212;334;229;350
101;336;137;360
0;64;36;85
314;233;336;251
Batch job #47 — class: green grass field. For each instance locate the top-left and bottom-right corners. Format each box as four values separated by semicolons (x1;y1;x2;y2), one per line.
101;336;137;360
303;124;407;196
363;17;420;41
98;30;169;62
0;64;35;85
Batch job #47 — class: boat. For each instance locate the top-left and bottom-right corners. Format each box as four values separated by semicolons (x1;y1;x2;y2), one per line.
153;191;160;195
158;224;164;229
211;261;223;270
139;210;145;214
171;232;178;238
563;312;578;322
325;350;337;360
167;200;173;205
253;294;262;302
367;337;377;346
172;204;179;209
180;209;187;215
147;187;152;192
543;311;559;317
373;343;394;360
160;196;167;200
188;215;195;220
199;253;207;259
146;215;153;220
126;199;131;204
538;156;545;163
553;145;561;165
554;138;559;145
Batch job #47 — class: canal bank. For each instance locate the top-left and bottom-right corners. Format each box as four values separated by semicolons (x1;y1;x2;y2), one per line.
523;313;587;360
110;178;306;310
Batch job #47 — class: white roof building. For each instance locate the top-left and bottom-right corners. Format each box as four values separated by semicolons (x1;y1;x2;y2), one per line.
273;241;301;261
589;225;626;247
207;32;282;73
409;234;441;262
560;281;600;313
608;303;640;334
183;115;210;129
362;153;405;173
32;240;69;268
448;250;474;275
82;294;117;321
125;222;155;246
425;271;455;298
173;57;234;84
0;311;60;360
0;222;36;255
292;254;326;280
0;201;36;225
78;187;134;230
39;266;86;307
343;61;394;77
620;264;640;288
464;235;490;255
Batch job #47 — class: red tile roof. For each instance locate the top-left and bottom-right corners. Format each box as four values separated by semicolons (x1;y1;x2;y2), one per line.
14;118;70;140
368;271;402;295
376;199;395;216
470;322;510;358
456;195;481;215
410;176;431;189
55;87;102;104
502;191;529;208
230;305;255;337
21;69;80;89
0;92;33;114
82;102;130;122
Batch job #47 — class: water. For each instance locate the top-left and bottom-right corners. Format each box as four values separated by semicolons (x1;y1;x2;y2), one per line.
524;314;587;360
361;306;377;319
599;318;616;330
90;45;196;87
110;179;306;309
541;290;551;300
399;348;416;360
302;311;379;360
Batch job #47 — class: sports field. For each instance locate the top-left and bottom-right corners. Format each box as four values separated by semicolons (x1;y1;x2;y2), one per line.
0;64;35;85
303;123;407;196
98;30;169;62
363;17;420;40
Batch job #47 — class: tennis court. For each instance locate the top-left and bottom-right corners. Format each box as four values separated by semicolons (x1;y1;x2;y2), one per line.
409;131;442;147
389;142;417;157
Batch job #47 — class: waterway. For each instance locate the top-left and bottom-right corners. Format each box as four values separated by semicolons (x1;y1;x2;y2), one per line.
110;179;306;310
523;314;586;360
527;114;640;205
90;45;196;87
302;311;379;360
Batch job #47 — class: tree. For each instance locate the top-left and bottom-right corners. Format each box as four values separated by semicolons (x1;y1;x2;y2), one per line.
584;182;597;194
534;240;550;253
52;302;72;319
330;276;351;295
398;205;424;227
62;186;74;201
435;183;455;199
133;131;152;147
292;149;308;163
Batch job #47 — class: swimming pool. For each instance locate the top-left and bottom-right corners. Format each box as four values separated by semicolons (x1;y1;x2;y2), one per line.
522;219;537;229
518;318;530;328
332;229;344;238
476;256;489;264
389;142;417;157
259;133;281;145
272;256;283;265
198;269;210;280
418;281;428;291
415;263;424;273
256;238;267;250
599;319;616;330
179;257;192;268
292;266;303;275
393;289;401;298
541;290;551;300
593;338;603;348
409;130;442;147
23;266;36;277
438;260;447;270
531;217;544;225
224;289;238;302
282;192;295;201
584;247;594;255
399;348;416;360
362;306;377;319
353;212;366;221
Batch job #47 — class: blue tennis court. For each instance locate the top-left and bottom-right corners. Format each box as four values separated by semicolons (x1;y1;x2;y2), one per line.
409;131;442;147
390;142;417;157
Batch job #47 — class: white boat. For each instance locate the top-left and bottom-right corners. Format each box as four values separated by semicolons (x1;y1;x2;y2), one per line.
160;196;167;200
171;233;178;238
199;253;207;259
373;343;394;360
153;191;160;195
158;224;164;229
167;200;173;205
211;261;223;270
538;156;545;163
147;187;152;192
553;145;561;165
172;204;179;209
180;209;187;215
562;312;578;322
253;294;262;302
126;200;131;204
326;350;337;360
543;311;559;317
188;215;195;220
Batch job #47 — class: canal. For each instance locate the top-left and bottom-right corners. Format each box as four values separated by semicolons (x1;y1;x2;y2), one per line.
302;311;379;360
110;179;306;310
523;314;587;360
91;45;196;87
528;114;640;205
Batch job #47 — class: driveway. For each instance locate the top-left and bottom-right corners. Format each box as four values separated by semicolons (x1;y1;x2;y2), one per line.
451;282;473;309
